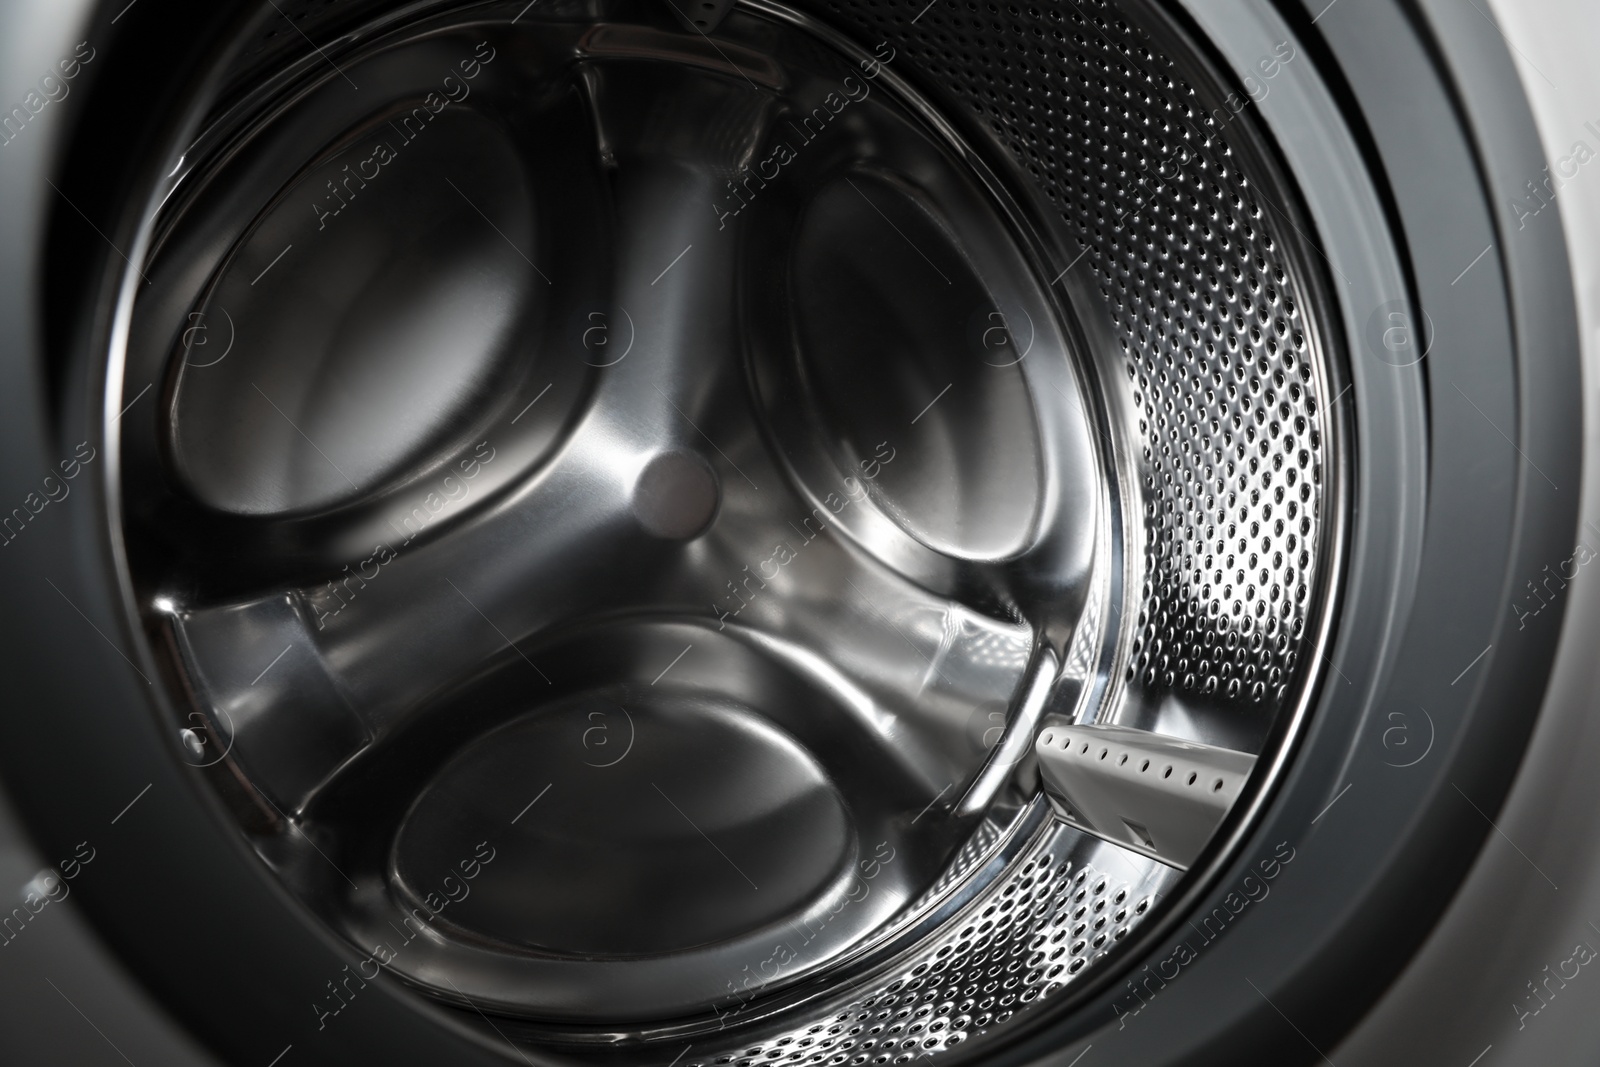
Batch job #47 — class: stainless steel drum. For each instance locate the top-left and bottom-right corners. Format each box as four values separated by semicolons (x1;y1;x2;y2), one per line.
113;0;1340;1055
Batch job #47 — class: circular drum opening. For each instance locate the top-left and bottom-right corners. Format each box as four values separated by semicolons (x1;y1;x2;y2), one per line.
108;0;1345;1058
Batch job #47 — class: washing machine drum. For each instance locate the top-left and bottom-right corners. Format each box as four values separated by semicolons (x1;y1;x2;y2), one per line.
0;0;1578;1065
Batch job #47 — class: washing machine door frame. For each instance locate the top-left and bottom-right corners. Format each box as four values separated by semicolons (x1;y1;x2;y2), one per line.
0;1;1579;1065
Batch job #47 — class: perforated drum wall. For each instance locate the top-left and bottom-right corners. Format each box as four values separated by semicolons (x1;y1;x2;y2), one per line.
812;0;1333;746
103;0;1341;1059
680;823;1172;1067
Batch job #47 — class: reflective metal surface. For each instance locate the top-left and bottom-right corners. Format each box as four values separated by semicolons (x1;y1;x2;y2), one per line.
107;0;1343;1056
821;0;1336;759
672;817;1175;1067
125;1;1103;1024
